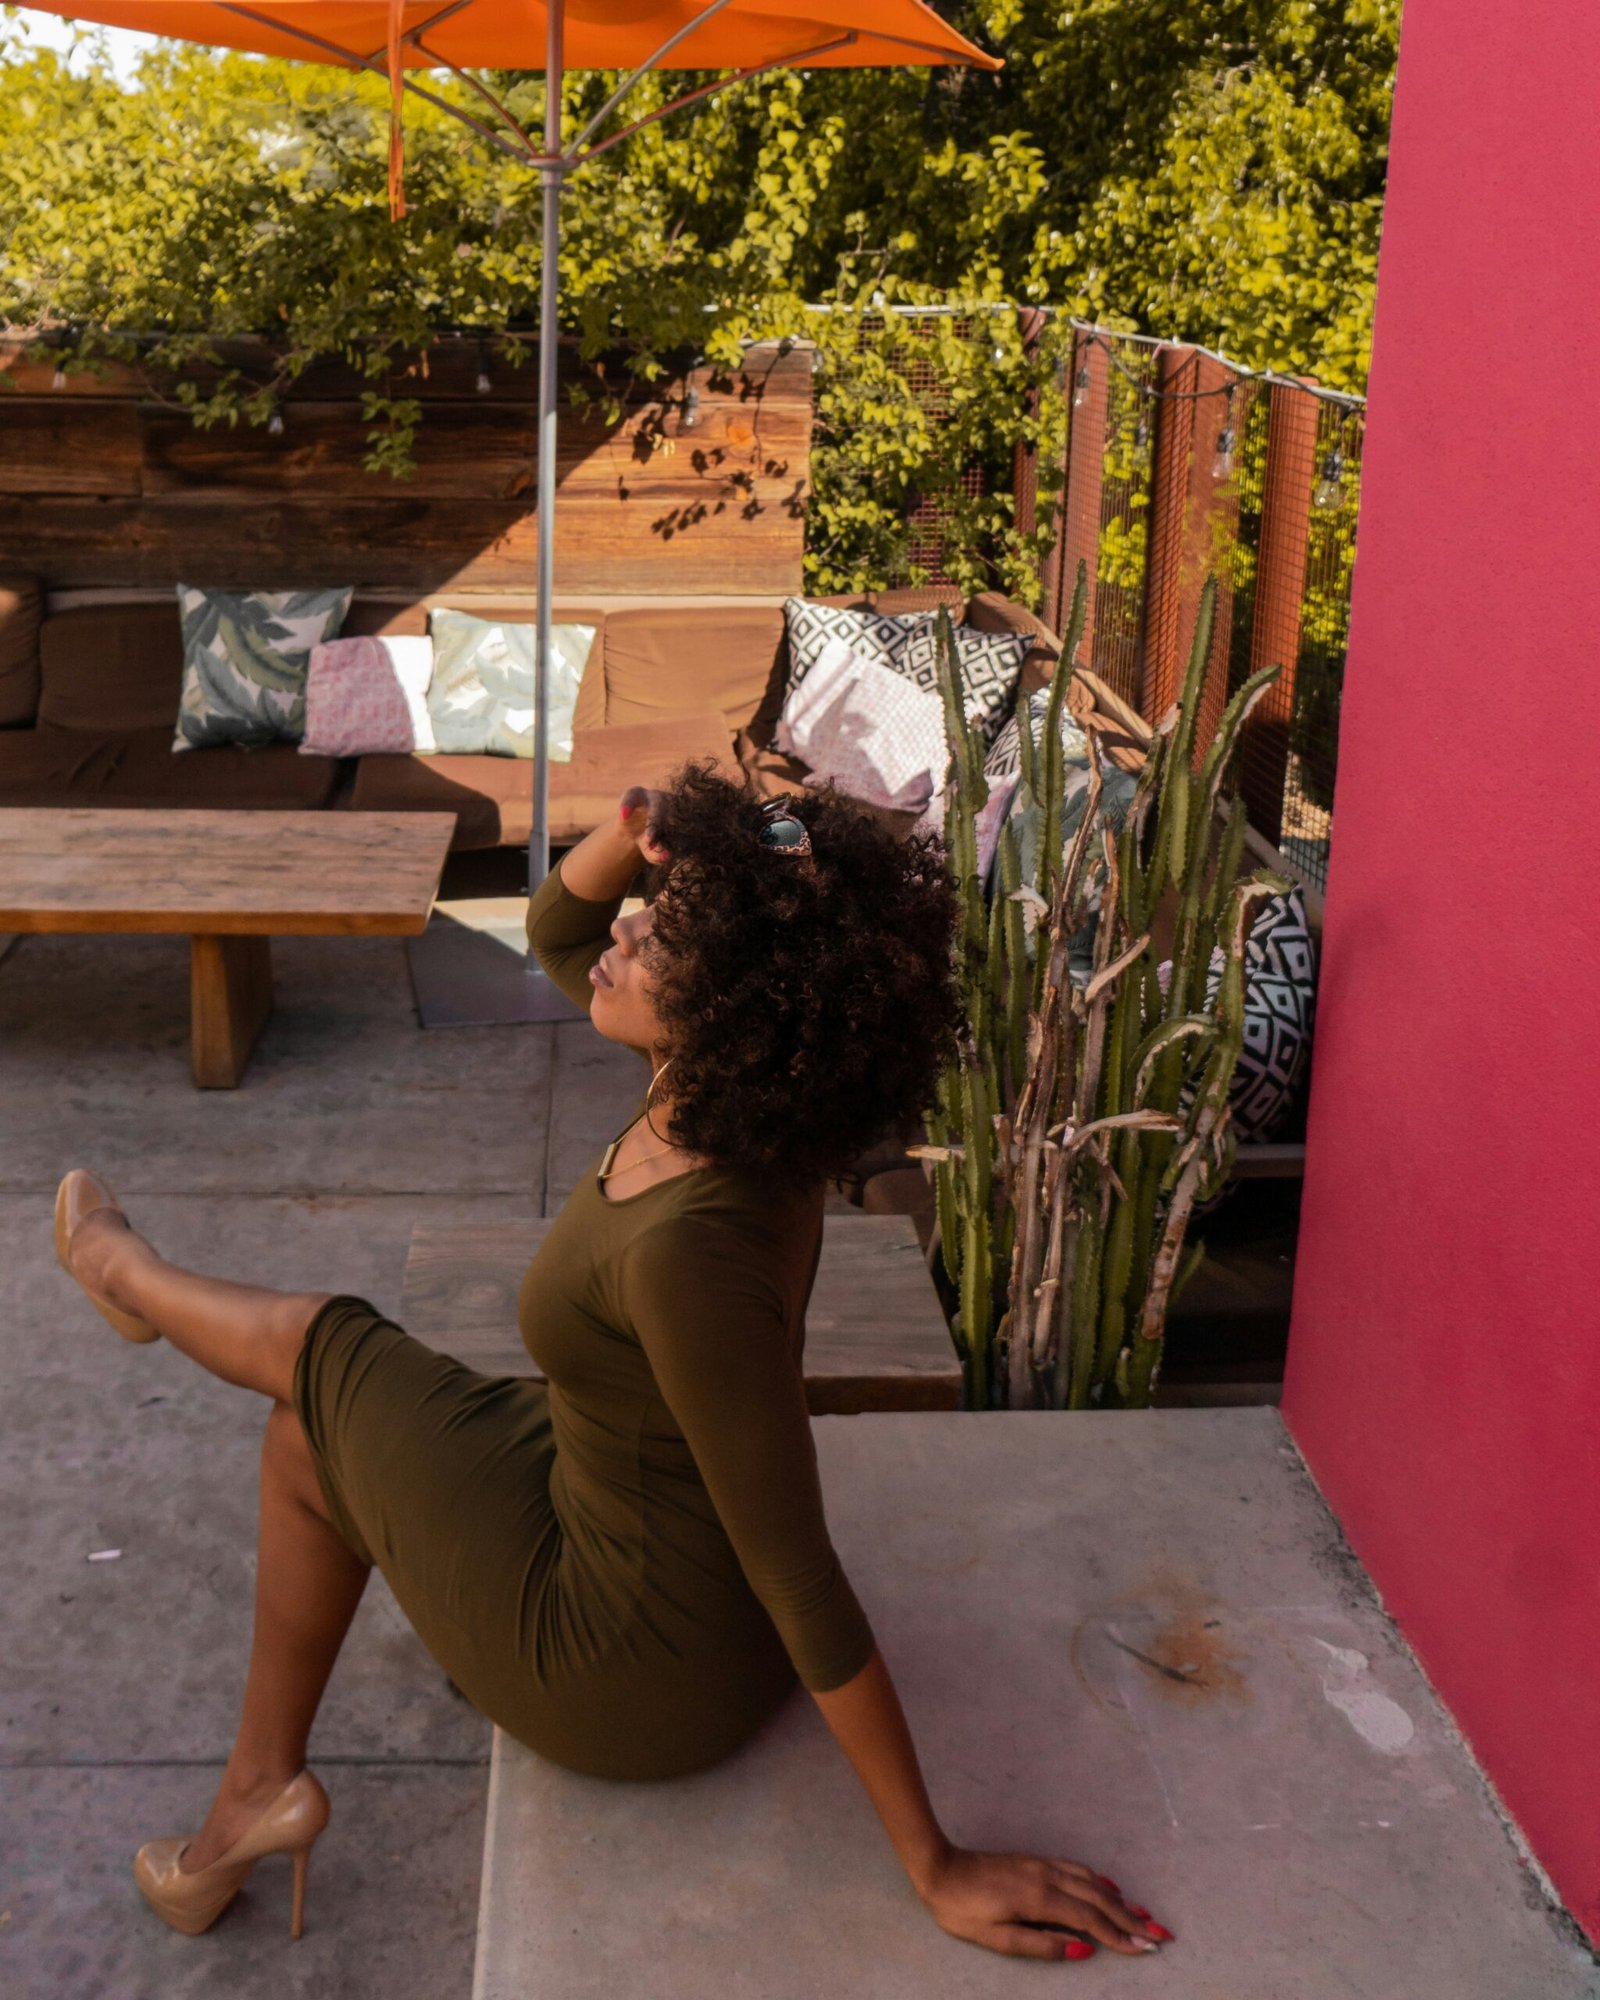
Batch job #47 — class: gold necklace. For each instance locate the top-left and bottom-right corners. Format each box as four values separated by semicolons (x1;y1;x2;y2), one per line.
598;1059;681;1185
597;1125;678;1185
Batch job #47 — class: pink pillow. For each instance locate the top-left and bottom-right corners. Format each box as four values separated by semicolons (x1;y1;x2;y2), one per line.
299;637;432;756
778;637;949;813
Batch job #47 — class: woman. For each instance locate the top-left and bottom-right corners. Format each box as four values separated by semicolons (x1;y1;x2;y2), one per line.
54;766;1170;1966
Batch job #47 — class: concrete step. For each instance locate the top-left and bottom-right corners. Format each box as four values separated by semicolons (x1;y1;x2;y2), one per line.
470;1408;1590;2000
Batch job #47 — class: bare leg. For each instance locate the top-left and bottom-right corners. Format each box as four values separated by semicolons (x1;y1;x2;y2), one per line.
183;1403;371;1872
67;1206;328;1403
65;1206;371;1868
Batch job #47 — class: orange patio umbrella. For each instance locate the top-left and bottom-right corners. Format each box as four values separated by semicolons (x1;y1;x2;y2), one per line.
18;0;999;1004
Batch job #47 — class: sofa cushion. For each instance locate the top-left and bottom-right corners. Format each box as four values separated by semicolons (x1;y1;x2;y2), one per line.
602;605;785;737
426;609;594;761
776;637;948;815
0;726;342;810
898;620;1029;749
733;728;922;844
174;584;352;750
0;571;44;728
1203;888;1319;1144
745;588;965;752
301;635;435;757
37;602;184;733
349;712;735;849
966;590;1063;695
342;599;609;738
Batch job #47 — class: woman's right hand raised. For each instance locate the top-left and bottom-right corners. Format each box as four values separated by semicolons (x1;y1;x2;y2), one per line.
617;787;670;867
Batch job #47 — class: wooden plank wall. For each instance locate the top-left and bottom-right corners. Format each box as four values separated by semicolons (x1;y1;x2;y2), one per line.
0;338;811;595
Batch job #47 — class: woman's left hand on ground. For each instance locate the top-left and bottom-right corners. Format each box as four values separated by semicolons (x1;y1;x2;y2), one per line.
916;1846;1172;1962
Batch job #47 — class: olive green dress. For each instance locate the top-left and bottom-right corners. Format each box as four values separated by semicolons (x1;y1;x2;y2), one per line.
291;862;876;1781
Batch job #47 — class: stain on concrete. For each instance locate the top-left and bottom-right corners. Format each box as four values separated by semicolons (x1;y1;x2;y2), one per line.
1314;1639;1416;1754
1110;1603;1252;1708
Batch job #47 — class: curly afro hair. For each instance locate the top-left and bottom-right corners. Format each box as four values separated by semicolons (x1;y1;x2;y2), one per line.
638;763;962;1189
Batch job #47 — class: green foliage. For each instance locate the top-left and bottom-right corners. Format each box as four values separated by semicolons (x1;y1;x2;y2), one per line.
0;2;1397;588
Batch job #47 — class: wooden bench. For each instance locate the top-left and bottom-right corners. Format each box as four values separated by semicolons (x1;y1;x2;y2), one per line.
0;808;454;1087
400;1213;962;1414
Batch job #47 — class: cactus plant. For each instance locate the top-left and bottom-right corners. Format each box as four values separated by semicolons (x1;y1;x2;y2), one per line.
921;566;1286;1409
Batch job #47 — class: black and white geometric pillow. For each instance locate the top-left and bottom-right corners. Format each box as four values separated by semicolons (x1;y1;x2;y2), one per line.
782;599;933;698
982;685;1091;781
901;623;1029;750
1205;888;1319;1143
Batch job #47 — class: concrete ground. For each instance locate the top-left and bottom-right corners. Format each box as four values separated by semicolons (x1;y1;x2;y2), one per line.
0;925;644;2000
1;926;1593;2000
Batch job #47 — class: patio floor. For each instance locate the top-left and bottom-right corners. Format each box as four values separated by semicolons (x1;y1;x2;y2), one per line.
0;923;1592;1999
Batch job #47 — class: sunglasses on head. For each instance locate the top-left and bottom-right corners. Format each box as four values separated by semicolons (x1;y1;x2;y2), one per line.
756;797;814;858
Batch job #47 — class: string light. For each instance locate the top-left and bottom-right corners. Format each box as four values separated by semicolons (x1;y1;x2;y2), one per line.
1314;443;1346;510
1072;361;1090;408
1210;387;1236;482
1133;385;1151;451
51;366;67;391
475;338;492;395
267;406;285;437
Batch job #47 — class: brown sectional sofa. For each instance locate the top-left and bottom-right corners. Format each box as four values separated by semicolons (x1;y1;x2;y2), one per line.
0;576;1063;848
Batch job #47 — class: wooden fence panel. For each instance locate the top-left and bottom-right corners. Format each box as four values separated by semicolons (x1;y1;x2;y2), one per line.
0;340;811;595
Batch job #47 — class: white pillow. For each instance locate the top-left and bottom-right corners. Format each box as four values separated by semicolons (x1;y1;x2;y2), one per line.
781;599;932;704
778;637;949;814
380;635;438;754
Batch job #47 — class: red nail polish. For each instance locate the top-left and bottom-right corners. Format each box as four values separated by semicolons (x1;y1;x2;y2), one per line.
1098;1875;1122;1893
1148;1922;1175;1942
1064;1939;1095;1960
1128;1904;1151;1919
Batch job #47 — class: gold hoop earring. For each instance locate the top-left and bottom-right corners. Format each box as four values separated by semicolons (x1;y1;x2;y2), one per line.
644;1056;676;1144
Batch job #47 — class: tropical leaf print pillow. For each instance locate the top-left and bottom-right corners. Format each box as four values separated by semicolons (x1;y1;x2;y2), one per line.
173;586;353;751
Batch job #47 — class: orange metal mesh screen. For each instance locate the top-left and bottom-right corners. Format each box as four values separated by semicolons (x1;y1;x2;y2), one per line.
831;312;1363;889
1053;326;1364;890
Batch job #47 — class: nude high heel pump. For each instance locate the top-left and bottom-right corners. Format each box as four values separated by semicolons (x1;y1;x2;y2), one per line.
133;1769;330;1939
54;1168;159;1343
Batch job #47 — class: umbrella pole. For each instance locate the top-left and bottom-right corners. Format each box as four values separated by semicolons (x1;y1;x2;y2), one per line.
528;1;564;902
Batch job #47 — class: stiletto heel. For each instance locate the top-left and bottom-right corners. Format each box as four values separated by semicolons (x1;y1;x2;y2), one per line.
133;1770;330;1938
54;1169;159;1343
290;1843;311;1940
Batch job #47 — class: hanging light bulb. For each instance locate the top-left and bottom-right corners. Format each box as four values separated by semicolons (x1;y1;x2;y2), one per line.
1134;389;1151;451
267;406;285;437
1314;443;1346;510
1072;361;1091;408
51;365;68;391
475;339;492;395
1211;388;1236;482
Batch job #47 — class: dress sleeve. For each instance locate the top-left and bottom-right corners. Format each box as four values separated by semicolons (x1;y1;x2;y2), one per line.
525;857;623;1014
624;1214;877;1694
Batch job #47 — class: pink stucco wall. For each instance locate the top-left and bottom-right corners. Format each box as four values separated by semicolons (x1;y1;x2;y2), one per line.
1281;0;1600;1937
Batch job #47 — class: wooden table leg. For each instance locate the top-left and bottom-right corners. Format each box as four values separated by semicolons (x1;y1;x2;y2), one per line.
190;934;274;1088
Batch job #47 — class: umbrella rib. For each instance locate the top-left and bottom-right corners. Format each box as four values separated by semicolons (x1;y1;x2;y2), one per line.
358;0;477;67
218;3;529;164
564;0;736;157
412;38;541;159
576;34;857;167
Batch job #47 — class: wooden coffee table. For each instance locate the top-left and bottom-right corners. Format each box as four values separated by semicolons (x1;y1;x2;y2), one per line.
0;808;456;1087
